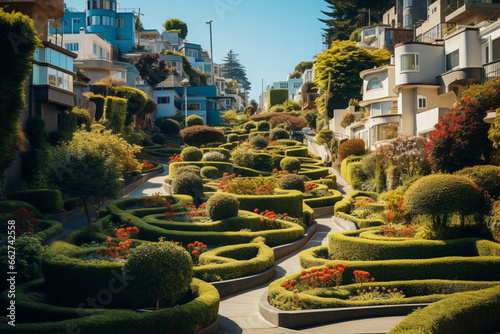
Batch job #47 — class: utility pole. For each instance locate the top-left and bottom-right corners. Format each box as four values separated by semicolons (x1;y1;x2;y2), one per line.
206;20;215;88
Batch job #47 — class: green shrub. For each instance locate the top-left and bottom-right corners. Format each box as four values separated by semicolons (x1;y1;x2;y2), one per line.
280;157;301;172
250;135;268;149
389;285;500;334
347;161;366;189
243;122;257;133
270;128;289;141
186;115;204;127
251;153;273;171
201;166;219;179
26;116;46;150
455;165;500;200
151;133;166;145
0;236;44;285
257;121;272;131
169;161;233;177
103;96;127;133
110;85;148;125
89;94;105;121
202;151;226;162
285;147;309;158
201;148;231;161
71;106;92;130
235;189;304;218
339;139;366;161
268;89;289;107
171;172;204;201
227;133;239;143
9;189;63;214
47;131;66;146
181;146;203;162
207;193;239;221
175;165;202;177
159;118;180;136
279;174;305;192
341;155;363;183
123;242;193;308
303;189;343;208
63;197;82;211
21;148;46;183
180;126;225;147
405;174;485;230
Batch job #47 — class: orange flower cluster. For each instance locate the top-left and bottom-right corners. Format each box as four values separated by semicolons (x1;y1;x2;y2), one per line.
255;186;275;195
254;208;288;224
282;264;347;290
271;169;297;175
137;151;159;162
353;270;375;285
97;226;140;259
304;183;318;192
115;226;139;239
141;160;154;171
184;202;207;217
187;241;207;264
217;173;237;192
381;224;418;238
143;193;170;208
163;201;177;220
169;153;182;163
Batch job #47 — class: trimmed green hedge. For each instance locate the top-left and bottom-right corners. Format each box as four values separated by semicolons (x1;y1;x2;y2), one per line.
268;89;289;108
9;189;63;214
0;278;219;334
389;285;500;334
298;167;330;180
194;238;274;281
233;166;272;177
169;161;233;177
303;190;343;208
303;203;315;226
0;200;43;217
268;276;500;310
300;244;500;282
284;147;309;158
234;189;304;217
36;220;63;244
201;148;231;161
341;155;362;184
334;191;384;229
276;139;302;147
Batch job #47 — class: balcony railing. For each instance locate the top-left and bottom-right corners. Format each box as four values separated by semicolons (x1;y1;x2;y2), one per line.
484;59;500;82
449;0;500;10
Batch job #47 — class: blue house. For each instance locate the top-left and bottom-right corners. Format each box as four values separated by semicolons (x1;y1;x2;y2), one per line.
49;1;136;53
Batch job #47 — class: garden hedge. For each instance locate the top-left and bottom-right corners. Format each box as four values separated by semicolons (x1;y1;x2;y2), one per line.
340;155;362;184
276;139;302;147
268;89;289;108
389;285;500;334
334;191;384;228
9;189;64;214
303;190;343;208
297;167;330;180
35;220;63;244
0;200;43;218
194;238;274;281
201;148;231;161
0;278;219;334
284;147;309;158
234;189;304;217
169;161;233;177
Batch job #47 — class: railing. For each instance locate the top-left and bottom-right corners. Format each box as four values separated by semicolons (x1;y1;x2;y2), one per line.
484;59;500;82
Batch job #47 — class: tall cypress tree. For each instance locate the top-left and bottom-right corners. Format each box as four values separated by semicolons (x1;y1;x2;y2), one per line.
220;50;251;92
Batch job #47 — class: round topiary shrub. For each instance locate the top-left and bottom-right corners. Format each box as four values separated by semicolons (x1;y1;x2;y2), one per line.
270;128;289;141
278;174;305;192
202;151;226;162
405;174;484;230
181;147;203;161
151;133;166;145
280;157;301;172
338;139;366;161
257;121;271;131
207;193;239;221
201;166;219;179
227;133;239;143
171;172;204;200
123;242;193;308
180;126;225;147
186;115;204;127
175;165;201;177
455;165;500;200
250;135;268;149
243;122;257;133
251;153;273;171
159;118;180;136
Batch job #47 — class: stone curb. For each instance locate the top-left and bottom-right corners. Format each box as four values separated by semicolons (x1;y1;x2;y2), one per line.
196;318;219;334
312;205;335;218
258;291;429;329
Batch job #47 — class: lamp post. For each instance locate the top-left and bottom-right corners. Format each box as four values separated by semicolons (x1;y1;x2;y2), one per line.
206;20;215;87
181;78;190;126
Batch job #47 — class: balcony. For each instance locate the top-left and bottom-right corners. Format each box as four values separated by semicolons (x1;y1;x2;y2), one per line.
484;59;500;82
446;0;500;23
416;107;448;134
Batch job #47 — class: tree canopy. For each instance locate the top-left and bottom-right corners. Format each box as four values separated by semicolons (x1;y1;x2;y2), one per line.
163;18;188;39
134;53;170;87
220;50;251;91
295;61;314;74
314;40;391;115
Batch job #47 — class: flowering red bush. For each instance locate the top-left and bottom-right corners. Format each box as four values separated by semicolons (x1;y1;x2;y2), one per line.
304;183;318;192
141;160;154;171
217;173;275;195
10;207;40;236
353;270;375;286
183;202;207;217
186;241;207;264
381;224;418;238
97;226;139;259
282;264;347;290
169;153;182;163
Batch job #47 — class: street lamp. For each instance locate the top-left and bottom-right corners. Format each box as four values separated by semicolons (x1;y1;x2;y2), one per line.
180;78;190;126
206;20;215;88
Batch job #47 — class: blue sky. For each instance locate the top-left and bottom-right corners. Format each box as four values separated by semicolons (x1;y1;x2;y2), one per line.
64;0;329;103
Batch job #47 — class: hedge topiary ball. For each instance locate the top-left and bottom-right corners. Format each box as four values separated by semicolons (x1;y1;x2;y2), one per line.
455;165;500;200
405;174;484;218
251;153;273;171
227;134;240;143
207;193;239;221
338;139;366;161
181;147;203;161
151;133;166;145
250;135;268;149
201;166;219;179
270;128;289;141
257;121;271;131
280;157;301;172
123;242;193;308
278;174;305;192
171;171;204;200
175;165;201;177
159;118;180;136
243;122;257;133
202;151;226;162
186;115;204;127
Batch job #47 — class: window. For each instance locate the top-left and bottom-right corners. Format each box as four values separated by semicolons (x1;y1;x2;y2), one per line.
112;72;126;79
363;28;376;37
225;99;232;108
93;43;100;57
492;38;500;62
370;101;392;116
431;7;437;15
186;103;201;111
403;14;412;28
116;18;124;28
401;53;419;72
385;30;393;39
280;82;288;89
101;49;107;60
204;64;212;73
65;43;79;52
445;50;459;71
294;82;302;88
370;123;398;143
157;96;170;104
367;78;383;91
403;0;413;8
418;96;427;109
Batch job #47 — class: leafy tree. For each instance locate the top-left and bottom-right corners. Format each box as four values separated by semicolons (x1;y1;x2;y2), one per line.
250;99;259;110
163;18;188;39
489;108;500;165
295;61;314;74
315;40;391;115
134;53;170;87
316;129;338;158
220;109;248;126
244;105;256;117
0;9;40;176
289;71;302;79
426;78;500;173
320;0;392;46
220;50;251;91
